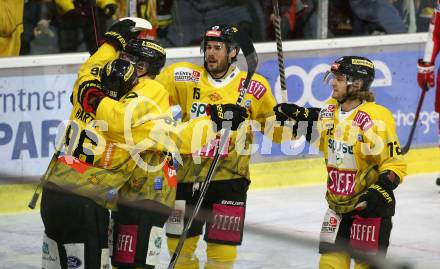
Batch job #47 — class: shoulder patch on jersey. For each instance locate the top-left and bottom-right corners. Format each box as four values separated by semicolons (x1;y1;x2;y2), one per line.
238;78;267;100
174;67;201;82
320;104;335;119
353;110;374;131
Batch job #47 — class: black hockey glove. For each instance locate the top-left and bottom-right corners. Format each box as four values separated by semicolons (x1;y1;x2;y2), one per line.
356;170;400;217
207;104;248;131
77;80;105;114
273;103;320;124
102;19;138;50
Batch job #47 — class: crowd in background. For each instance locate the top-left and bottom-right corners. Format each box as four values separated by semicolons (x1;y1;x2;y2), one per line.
0;0;437;57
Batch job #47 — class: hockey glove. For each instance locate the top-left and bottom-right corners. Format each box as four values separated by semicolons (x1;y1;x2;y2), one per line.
103;19;138;50
77;80;106;114
207;104;248;131
273;103;320;124
417;59;435;89
356;170;400;217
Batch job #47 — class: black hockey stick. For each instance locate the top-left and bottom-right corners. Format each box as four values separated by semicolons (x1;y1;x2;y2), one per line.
401;84;428;154
272;0;288;102
167;28;258;269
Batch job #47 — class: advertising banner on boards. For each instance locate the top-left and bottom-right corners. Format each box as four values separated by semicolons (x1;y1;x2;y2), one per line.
0;48;437;178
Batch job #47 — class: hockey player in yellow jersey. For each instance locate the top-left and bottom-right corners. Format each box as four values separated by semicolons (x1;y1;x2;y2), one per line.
40;19;248;269
274;56;407;269
156;25;283;269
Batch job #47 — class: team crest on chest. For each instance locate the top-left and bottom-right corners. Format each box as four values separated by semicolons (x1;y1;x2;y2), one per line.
208;92;222;102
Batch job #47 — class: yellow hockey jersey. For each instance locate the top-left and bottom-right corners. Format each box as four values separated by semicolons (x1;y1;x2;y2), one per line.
156;62;283;183
48;44;216;209
317;99;407;213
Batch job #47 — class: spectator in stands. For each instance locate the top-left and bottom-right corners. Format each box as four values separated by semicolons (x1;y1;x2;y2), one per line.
262;0;315;40
349;0;407;35
51;0;117;53
162;0;264;46
0;0;24;57
20;0;42;55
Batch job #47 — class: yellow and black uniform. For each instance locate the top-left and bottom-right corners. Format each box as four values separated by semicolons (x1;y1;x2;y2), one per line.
275;55;407;269
316;99;407;269
156;61;282;269
0;0;24;56
80;42;217;268
40;41;216;269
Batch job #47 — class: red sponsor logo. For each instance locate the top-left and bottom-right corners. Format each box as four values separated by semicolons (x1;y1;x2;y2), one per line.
327;167;357;196
206;30;221;37
238;78;267;100
163;162;177;188
353;111;373;131
329;217;338;227
327;104;335;112
349;216;380;253
192;70;200;80
114;224;138;264
193;137;230;158
58;156;90;174
207;203;244;243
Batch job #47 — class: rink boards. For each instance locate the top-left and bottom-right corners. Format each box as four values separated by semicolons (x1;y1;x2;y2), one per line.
0;33;439;212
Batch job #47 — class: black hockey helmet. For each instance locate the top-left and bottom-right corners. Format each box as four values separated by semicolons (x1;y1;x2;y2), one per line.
324;56;375;91
101;59;137;100
201;25;240;62
122;39;166;76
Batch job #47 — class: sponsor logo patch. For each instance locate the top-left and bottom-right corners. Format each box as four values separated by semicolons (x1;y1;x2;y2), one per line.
238;78;267;100
244;99;251;108
207;203;245;243
154;176;163;190
320;105;334;119
67;256;82;268
206;30;221;37
353;111;373;131
114;225;138;264
352;59;374;68
327;167;357;196
190;102;207;119
174;68;201;82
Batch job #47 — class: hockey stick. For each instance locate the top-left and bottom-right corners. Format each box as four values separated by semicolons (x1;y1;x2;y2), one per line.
272;0;288;103
28;125;68;209
401;83;428;154
167;29;258;269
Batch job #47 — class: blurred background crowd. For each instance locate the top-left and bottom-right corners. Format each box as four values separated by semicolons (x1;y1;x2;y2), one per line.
0;0;436;57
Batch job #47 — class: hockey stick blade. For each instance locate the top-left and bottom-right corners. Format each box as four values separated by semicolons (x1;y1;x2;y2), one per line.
401;84;428;154
167;29;258;269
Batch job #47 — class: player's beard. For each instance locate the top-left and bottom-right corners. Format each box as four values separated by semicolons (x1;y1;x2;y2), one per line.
206;57;229;78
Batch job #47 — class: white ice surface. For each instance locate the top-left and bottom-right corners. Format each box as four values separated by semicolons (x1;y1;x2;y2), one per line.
1;173;439;269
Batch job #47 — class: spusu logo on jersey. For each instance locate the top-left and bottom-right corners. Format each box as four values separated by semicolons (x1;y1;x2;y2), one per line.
238;78;266;100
